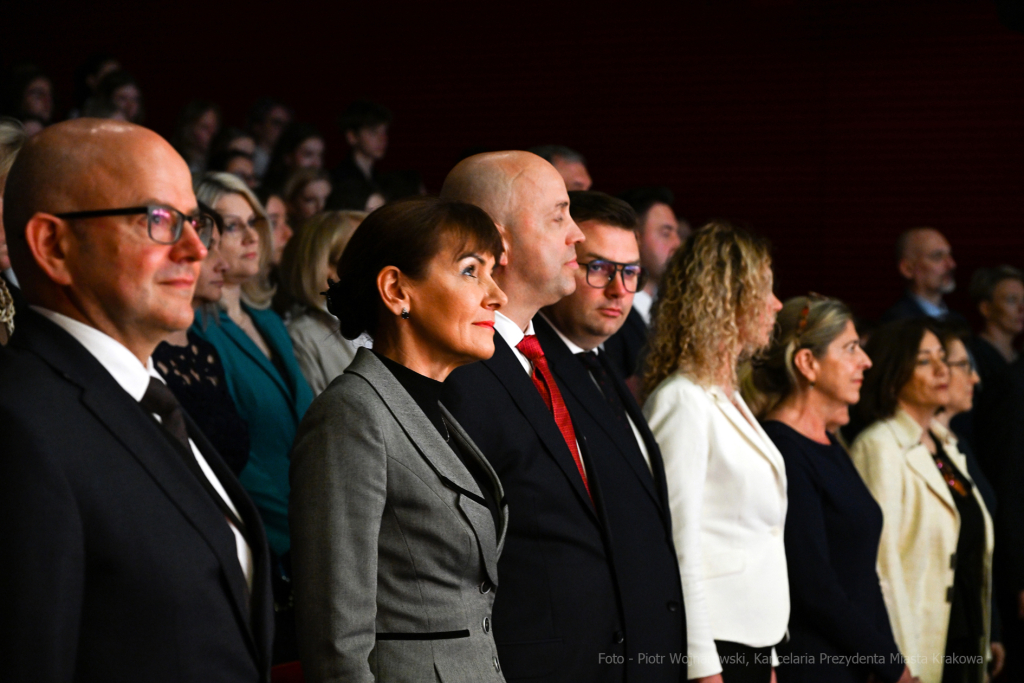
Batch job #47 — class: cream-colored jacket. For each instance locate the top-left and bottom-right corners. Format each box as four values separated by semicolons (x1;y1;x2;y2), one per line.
849;410;993;683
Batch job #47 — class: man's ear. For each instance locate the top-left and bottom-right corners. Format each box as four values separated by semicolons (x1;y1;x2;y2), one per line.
345;130;359;148
494;223;511;268
377;265;411;317
22;213;75;286
897;257;914;281
979;299;992;321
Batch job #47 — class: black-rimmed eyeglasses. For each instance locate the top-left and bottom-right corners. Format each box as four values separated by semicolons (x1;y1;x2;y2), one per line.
54;205;216;248
579;259;648;293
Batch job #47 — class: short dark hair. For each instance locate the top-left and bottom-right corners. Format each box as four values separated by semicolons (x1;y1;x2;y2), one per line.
855;318;945;426
568;191;637;232
617;186;674;221
207;149;253;173
327;197;503;340
969;265;1024;303
338;100;392;134
529;145;586;165
246;97;291;129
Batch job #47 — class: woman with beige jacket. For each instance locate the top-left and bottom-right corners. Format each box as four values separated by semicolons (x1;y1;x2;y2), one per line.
848;318;993;683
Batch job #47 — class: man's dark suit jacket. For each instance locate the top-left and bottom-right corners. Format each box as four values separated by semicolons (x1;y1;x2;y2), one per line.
878;292;968;328
601;307;648;381
0;309;274;682
327;154;379;211
443;332;626;683
533;316;686;682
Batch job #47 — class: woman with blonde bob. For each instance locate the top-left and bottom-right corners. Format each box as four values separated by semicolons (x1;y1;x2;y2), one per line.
744;297;915;683
191;172;314;560
643;221;786;683
281;210;368;394
848;319;993;683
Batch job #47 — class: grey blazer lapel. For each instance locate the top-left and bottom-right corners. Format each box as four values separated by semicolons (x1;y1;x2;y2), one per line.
347;350;503;584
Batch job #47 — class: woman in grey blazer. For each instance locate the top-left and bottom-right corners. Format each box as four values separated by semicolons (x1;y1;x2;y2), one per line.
289;197;509;683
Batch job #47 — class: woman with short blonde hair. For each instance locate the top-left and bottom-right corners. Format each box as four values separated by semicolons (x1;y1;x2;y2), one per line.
643;221;786;683
281;210;367;394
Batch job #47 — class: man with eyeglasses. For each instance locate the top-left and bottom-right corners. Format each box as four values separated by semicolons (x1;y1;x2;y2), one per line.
536;190;686;683
0;119;273;682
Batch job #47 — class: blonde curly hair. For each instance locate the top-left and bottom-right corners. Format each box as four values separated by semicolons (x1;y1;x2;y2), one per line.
643;221;773;397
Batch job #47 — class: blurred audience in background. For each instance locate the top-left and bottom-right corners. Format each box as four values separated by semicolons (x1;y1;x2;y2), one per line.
329;99;390;211
530;144;593;191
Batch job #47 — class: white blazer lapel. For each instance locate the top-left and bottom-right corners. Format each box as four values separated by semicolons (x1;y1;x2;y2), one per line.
710;386;786;478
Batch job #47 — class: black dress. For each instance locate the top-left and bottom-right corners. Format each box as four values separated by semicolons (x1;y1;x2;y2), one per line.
930;435;986;683
152;331;251;475
763;421;905;683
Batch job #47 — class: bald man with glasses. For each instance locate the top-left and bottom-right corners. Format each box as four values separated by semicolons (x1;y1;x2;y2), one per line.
0;119;274;682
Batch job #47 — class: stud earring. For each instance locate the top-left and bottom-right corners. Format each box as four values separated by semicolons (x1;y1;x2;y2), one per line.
400;308;410;320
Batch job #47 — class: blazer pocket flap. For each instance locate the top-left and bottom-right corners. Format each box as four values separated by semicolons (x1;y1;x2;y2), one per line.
702;549;746;579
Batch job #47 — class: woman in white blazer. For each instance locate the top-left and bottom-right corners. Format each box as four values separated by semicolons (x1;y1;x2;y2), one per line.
848;319;993;683
643;222;787;683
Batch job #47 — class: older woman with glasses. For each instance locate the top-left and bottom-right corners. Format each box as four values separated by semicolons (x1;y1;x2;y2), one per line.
744;296;914;683
848;319;993;683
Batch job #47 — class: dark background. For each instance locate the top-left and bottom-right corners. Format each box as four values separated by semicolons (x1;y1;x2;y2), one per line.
3;0;1022;325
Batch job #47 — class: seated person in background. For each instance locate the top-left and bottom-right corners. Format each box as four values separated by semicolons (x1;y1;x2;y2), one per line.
209;149;257;189
283;167;332;229
965;265;1024;680
94;69;144;124
848;319;993;683
246;98;291;180
529;144;592;190
745;295;915;683
258;188;295;269
538;190;686;682
328;99;390;211
0;118;272;681
0;117;27;345
604;185;687;386
154;202;251;475
280;209;368;394
262;122;325;194
170;100;221;175
880;227;966;325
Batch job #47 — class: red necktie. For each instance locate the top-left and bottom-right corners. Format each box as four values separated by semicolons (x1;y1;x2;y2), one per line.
516;335;591;502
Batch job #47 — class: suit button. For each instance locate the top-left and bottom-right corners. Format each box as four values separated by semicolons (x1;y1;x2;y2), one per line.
613;630;625;644
493;656;501;673
479;580;493;594
667;601;679;612
483;617;491;633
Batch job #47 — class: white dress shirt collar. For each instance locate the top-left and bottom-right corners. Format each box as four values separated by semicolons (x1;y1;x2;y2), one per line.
32;306;156;398
632;289;654;326
494;311;535;376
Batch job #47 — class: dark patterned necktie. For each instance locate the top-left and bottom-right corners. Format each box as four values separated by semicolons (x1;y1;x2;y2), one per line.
577;350;629;427
140;378;247;537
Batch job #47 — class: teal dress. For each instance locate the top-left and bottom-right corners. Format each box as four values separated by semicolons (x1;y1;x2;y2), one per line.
192;304;314;556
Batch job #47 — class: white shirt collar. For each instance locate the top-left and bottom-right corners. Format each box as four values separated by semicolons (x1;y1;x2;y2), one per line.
31;306;159;400
494;310;533;348
538;312;588;355
632;289;654;325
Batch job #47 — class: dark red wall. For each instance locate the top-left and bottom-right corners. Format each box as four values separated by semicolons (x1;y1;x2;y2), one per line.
4;0;1023;324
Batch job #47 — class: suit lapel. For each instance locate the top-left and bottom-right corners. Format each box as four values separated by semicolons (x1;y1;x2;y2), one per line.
906;446;957;514
347;350;504;585
483;336;599;521
16;310;262;660
533;317;662;512
710;387;786;478
219;310;294;410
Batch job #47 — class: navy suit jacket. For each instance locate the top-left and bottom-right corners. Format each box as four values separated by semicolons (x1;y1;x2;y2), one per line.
0;308;274;681
601;307;648;381
443;333;625;683
534;316;687;682
879;292;968;328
